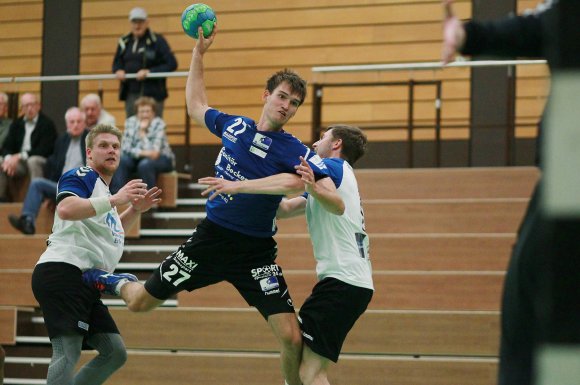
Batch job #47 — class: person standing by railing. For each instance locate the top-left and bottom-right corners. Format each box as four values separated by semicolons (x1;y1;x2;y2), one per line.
112;7;178;119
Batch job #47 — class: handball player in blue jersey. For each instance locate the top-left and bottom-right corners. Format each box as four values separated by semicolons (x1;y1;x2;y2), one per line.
32;124;160;385
200;125;373;385
82;25;338;385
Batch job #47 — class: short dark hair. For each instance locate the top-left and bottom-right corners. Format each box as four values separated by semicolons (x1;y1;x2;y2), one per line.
266;68;307;105
327;124;367;165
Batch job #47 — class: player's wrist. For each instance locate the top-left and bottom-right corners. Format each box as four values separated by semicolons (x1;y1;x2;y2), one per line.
129;203;145;213
89;196;113;216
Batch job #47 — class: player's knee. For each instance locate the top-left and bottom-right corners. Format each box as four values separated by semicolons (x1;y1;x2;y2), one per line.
107;345;128;370
136;159;153;174
278;326;302;350
126;299;149;312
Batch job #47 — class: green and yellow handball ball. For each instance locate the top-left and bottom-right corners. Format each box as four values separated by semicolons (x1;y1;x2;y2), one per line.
181;3;217;39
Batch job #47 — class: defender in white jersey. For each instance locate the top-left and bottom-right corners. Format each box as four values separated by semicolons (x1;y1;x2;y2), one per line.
31;124;160;385
200;125;373;385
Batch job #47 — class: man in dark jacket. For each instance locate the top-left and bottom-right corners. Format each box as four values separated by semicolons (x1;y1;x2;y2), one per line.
8;107;88;235
443;1;580;385
112;7;178;118
0;92;57;202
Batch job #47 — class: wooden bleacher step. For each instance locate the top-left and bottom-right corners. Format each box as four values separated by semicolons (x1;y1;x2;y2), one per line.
7;233;517;272
1;167;538;385
77;350;497;385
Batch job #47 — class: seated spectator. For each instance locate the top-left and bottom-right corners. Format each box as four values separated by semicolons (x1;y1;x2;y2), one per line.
8;107;88;235
0;93;57;202
0;91;12;149
110;96;174;193
81;93;116;129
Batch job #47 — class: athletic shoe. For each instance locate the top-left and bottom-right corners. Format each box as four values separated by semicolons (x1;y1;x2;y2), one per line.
8;214;35;235
82;269;138;296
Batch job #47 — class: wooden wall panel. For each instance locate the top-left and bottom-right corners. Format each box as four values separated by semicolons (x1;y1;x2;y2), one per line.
0;0;43;91
0;0;547;148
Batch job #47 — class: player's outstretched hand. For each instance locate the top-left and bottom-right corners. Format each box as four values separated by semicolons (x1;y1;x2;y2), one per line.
198;176;239;200
441;0;465;64
196;24;217;55
111;179;148;207
295;156;315;193
131;186;162;213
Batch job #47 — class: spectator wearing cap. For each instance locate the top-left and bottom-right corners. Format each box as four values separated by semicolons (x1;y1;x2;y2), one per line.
112;7;177;119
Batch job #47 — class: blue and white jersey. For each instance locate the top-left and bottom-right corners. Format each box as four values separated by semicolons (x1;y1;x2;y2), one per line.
305;158;374;290
205;108;329;237
37;166;125;272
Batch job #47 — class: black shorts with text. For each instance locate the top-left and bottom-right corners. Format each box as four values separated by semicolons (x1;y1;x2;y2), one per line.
31;262;119;340
145;219;295;319
298;277;373;362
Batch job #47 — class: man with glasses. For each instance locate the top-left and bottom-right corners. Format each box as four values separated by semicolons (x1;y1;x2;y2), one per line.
0;93;57;202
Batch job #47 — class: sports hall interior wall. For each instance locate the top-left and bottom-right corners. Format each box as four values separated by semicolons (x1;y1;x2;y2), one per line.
0;0;547;170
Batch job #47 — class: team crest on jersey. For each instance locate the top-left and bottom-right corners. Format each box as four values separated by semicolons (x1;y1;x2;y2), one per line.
252;133;272;150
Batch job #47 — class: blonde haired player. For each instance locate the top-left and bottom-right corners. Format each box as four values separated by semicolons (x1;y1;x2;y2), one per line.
31;124;160;385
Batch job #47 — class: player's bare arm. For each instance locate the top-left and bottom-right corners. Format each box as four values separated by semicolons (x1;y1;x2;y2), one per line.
295;156;345;215
185;25;217;126
198;173;304;201
56;179;148;221
276;197;307;219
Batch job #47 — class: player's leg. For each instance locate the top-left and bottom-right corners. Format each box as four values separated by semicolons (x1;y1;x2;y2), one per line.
498;184;550;385
31;262;102;385
297;278;373;385
82;268;164;311
299;344;331;385
83;224;220;312
120;281;165;312
227;234;301;385
268;312;303;385
46;334;83;385
74;333;128;385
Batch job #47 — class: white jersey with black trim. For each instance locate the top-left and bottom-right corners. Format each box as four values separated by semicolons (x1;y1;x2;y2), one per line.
37;166;125;272
305;158;374;291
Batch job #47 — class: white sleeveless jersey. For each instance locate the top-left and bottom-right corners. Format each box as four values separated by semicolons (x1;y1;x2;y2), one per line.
37;166;125;272
305;158;374;291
